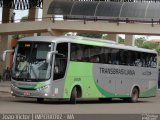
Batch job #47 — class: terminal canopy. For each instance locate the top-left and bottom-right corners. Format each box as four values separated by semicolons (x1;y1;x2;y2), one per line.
48;0;160;20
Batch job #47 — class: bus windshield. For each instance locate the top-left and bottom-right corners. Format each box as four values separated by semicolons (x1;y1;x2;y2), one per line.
12;42;53;82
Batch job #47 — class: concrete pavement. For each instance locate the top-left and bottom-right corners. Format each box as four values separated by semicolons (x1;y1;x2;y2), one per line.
0;92;160;113
0;81;10;93
0;81;11;98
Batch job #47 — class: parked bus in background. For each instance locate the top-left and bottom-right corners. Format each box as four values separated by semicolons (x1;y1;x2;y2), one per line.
2;36;158;104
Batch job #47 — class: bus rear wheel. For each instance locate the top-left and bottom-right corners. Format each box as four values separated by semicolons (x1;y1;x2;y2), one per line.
130;87;139;103
37;98;44;103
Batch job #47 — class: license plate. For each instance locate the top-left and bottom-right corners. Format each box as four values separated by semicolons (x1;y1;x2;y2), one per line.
24;91;30;96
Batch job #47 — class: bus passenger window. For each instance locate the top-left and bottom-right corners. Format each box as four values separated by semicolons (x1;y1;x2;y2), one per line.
134;52;142;67
149;54;157;68
127;51;134;66
119;50;127;65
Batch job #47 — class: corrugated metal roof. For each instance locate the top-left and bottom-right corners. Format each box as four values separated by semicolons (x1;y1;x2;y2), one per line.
48;0;160;20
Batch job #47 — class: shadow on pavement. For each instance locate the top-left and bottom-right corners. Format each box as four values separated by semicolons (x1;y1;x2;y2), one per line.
2;97;151;105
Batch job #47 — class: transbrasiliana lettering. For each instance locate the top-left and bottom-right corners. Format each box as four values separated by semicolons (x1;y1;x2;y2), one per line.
100;67;135;75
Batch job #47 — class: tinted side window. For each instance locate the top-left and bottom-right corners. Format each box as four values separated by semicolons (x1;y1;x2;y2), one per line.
119;50;128;65
70;43;157;68
149;54;157;68
53;43;68;80
110;49;119;65
127;51;135;66
71;44;89;62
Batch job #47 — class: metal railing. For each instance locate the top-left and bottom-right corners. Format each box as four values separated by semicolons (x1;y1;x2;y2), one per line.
1;16;160;27
0;0;160;11
68;0;160;2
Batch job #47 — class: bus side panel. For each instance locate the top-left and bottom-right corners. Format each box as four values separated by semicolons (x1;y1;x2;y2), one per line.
93;64;158;98
51;78;66;98
63;62;158;99
63;62;103;99
93;64;132;98
139;68;158;97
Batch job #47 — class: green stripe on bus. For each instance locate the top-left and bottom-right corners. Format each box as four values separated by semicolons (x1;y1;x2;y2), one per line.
78;39;104;46
18;82;46;90
140;86;157;97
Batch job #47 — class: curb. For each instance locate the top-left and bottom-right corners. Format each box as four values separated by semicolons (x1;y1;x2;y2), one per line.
0;86;10;94
0;92;12;98
0;85;10;87
0;89;11;98
0;82;11;94
0;90;10;93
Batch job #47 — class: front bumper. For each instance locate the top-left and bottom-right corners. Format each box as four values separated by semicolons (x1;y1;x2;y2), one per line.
11;84;52;98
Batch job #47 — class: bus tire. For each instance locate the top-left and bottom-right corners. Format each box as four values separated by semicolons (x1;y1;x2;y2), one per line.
130;87;139;103
70;87;77;104
37;98;44;103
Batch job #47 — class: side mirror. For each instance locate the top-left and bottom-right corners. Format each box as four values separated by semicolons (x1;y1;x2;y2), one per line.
46;51;58;64
1;50;14;62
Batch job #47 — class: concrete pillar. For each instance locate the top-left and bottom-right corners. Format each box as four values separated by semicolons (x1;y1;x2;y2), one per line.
6;36;12;68
41;0;53;36
107;34;118;42
28;7;39;21
27;7;39;36
0;36;9;75
28;8;36;21
43;0;53;21
0;6;11;74
2;7;10;23
124;35;135;46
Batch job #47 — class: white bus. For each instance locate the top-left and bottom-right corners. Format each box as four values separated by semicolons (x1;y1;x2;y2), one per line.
3;36;158;103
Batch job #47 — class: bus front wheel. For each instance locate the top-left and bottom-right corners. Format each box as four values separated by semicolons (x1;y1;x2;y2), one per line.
37;98;44;103
70;87;77;104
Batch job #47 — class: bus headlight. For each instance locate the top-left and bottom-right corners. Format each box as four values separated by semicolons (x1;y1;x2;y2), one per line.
11;84;18;89
37;85;49;91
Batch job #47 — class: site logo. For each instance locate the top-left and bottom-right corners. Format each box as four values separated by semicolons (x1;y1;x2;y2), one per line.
142;71;152;76
142;114;159;120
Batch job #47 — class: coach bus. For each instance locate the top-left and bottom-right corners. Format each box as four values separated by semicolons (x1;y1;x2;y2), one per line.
2;36;158;103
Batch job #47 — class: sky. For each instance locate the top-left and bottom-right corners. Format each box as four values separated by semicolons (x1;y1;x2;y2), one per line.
0;8;42;22
0;8;160;40
0;8;29;22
